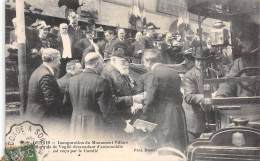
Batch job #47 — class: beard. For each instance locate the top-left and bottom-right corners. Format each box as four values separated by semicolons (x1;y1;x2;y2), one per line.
118;67;129;75
112;63;129;75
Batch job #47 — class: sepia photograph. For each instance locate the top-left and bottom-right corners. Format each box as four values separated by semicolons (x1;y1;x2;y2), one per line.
3;0;260;160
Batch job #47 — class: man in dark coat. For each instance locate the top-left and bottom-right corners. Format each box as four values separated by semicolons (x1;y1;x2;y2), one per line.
182;49;216;142
102;42;144;136
69;52;112;138
67;12;85;60
26;48;63;123
104;30;116;59
160;32;173;64
140;48;188;152
57;60;82;123
132;32;145;64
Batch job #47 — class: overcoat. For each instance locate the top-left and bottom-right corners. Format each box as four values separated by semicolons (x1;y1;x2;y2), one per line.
26;64;63;122
69;69;113;137
141;64;188;152
183;66;206;135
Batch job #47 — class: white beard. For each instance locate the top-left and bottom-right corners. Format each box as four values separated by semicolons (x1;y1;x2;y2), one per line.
112;63;129;75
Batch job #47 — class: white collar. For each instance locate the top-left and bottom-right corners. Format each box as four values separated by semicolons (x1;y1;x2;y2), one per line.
43;63;55;76
151;63;161;71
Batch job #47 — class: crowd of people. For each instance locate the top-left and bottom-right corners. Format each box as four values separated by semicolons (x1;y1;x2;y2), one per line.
7;11;260;152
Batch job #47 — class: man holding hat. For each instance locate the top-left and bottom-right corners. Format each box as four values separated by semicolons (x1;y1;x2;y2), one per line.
26;48;63;123
182;48;216;142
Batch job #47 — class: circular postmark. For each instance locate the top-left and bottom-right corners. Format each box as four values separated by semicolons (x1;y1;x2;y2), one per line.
6;121;51;160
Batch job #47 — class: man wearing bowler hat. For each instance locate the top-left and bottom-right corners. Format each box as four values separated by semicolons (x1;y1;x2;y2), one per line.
182;48;216;142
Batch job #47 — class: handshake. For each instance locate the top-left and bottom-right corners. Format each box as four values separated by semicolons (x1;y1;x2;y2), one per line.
131;92;146;114
124;92;147;133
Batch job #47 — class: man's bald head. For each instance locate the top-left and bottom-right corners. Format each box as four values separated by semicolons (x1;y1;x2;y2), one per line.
84;52;104;73
84;52;103;65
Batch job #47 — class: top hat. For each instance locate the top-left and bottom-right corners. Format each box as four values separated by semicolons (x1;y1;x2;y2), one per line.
91;27;105;40
146;22;160;30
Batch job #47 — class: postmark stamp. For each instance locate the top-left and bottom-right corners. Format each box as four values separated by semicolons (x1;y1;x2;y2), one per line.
5;121;51;161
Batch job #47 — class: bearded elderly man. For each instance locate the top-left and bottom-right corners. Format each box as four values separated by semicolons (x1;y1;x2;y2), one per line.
26;48;63;123
102;42;144;136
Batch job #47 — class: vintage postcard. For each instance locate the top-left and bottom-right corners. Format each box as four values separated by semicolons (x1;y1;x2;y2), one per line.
3;0;260;161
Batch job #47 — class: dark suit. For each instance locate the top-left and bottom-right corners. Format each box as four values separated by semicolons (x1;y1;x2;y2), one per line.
69;69;113;136
26;64;62;123
132;40;145;64
143;36;155;49
104;37;116;59
140;64;188;152
57;73;73;121
101;64;139;137
68;25;85;60
102;64;136;118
